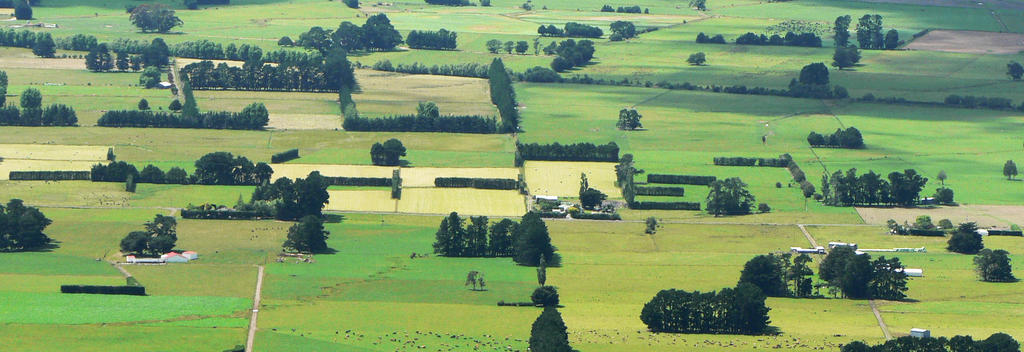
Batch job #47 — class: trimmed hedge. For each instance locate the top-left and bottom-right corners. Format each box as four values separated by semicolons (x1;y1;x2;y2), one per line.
180;210;265;220
647;174;716;185
271;149;299;164
516;142;619;163
635;186;685;197
629;201;701;210
535;211;568;218
60;285;146;296
713;157;789;167
97;110;267;130
570;212;621;220
324;177;392;187
988;230;1024;237
434;177;518;190
9;171;91;181
342;114;499;134
907;229;946;237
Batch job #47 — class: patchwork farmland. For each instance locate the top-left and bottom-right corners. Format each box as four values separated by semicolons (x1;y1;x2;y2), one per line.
0;0;1023;351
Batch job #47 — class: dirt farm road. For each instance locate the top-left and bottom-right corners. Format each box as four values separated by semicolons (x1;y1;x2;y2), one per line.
246;265;265;352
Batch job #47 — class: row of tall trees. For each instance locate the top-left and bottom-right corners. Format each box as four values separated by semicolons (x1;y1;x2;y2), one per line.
821;168;930;207
369;139;407;166
733;32;822;47
516;142;620;163
432;212;518;257
406;29;457;50
819;247;909;300
0;199;52;252
0;88;77;126
180;50;355;93
640;283;772;335
119;215;177;256
537;23;603;38
93;153;273;186
343;101;498;133
97;102;268;130
488;58;520;132
296;15;402;53
841;333;1019;352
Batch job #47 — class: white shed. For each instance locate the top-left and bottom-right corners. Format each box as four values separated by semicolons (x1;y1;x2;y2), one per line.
910;328;931;338
900;268;924;277
162;252;189;263
182;251;199;260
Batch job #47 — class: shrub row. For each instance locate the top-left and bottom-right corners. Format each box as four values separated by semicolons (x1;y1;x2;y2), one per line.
907;229;946;237
515;142;619;164
570;212;622;220
9;171;91;181
647;174;716;185
342;114;499;134
988;230;1024;237
97;109;267;130
783;154;816;197
0;105;78;127
713;157;789;167
434;177;518;190
372;60;489;78
60;285;146;296
180;209;266;220
628;201;701;210
535;211;569;219
635;186;685;197
271;149;299;164
323;177;392;187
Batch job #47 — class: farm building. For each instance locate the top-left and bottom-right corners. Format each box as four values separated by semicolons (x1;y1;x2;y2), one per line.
898;268;924;277
910;328;931;338
157;82;173;89
124;255;163;264
160;252;190;263
182;251;199;260
790;246;825;254
828;242;858;250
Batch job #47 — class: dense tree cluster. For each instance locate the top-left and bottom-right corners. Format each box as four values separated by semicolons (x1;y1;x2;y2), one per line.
648;174;716;185
616;108;642;130
855;14;899;50
13;0;31;20
119;215;177;256
974;248;1016;282
251;172;330;221
129;4;183;33
819;247;909;300
516;142;619;164
832;45;862;70
433;212;518;257
271;149;300;164
641;283;772;335
609;21;637;41
695;32;727;44
343;101;498;133
406;29;457;50
97;103;269;130
193;152;274;185
841;333;1019;352
0;88;77;126
947;222;984;254
283;215;330;253
370;139;407;166
713;156;789;167
372;60;488;78
734;32;822;47
180;50;355;93
538;22;603;38
0;199;52;251
519;66;562;83
488;58;520;132
548;39;596;72
821;168;929;207
738;253;815;297
807;127;864;148
425;0;470;5
601;5;644;13
705;178;756;216
578;173;608;209
296;15;402;53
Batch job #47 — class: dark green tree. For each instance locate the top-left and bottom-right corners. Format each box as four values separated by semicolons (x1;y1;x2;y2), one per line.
616;108;642;130
370;138;406;166
362;14;403;51
948;223;984;253
433;212;466;256
705;177;756;216
32;33;55;58
0;70;7;107
85;43;115;72
833;15;851;47
738;254;789;297
20;88;42;109
1004;160;1018;180
609;21;636;39
531;285;560;306
129;4;183;33
180;76;199;118
689;0;706;10
514;212;557;266
883;29;899;49
14;0;31;20
0;199;53;251
974;248;1016;282
529;307;573;352
283;215;330;253
466;216;489;257
488;218;517;257
868;256;908;300
687;52;706;65
1008;61;1024;80
832;45;860;70
139;66;161;88
798;62;830;86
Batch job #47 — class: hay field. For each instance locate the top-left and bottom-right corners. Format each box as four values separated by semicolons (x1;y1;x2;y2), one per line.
397;188;526;216
400;167;520;187
0;144;109;161
524;161;621;198
0;160;101;180
906;30;1024;54
325;190;397;213
352;69;496;117
856;205;1024;228
271;164;396;181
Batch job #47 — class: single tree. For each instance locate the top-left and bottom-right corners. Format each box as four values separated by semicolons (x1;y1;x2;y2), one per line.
883;29;899;49
504;41;515;54
974;249;1016;282
616;108;642;130
278;36;294;46
644;217;658;235
370;138;406;166
913;215;935;230
689;0;706;10
529;307;573;352
515;41;529;54
531;286;559;306
937;170;947;186
139;66;162;88
514;212;556;266
948;222;984;254
706;177;756;216
486;39;502;54
1008;61;1024;80
20;88;42;109
14;0;31;20
537;256;547;285
833;15;852;47
32;33;56;58
168;99;183;111
798;62;830;86
1004;160;1018;180
115;51;130;71
362;14;403;51
138;99;150;110
283;215;330;253
687;52;706;66
832;45;860;70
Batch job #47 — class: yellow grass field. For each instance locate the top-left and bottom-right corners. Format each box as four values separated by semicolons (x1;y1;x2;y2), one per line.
524;161;622;198
397;188;526;217
271;164;395;181
266;114;343;130
353;69;496;116
325;190;397;213
0;160;101;180
0;144;109;161
400;167;520;187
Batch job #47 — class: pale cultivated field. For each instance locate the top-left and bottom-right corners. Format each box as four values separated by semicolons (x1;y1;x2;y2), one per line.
397;188;526;217
0;160;100;180
0;144;109;161
400;167;520;187
325;190;397;213
524;161;622;198
856;204;1024;228
353;69;496;117
266;114;343;130
906;30;1024;54
271;164;395;181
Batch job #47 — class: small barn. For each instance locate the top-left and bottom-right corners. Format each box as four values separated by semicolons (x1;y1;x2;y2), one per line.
910;328;931;338
157;82;174;89
182;251;199;260
161;252;189;263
